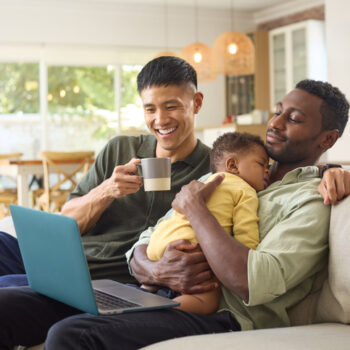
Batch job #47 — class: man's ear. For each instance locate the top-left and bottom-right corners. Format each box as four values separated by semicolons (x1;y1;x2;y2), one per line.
193;92;203;114
320;129;339;151
226;156;239;174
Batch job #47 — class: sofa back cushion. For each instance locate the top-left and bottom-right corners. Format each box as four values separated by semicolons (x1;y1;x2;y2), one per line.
288;194;350;325
315;194;350;323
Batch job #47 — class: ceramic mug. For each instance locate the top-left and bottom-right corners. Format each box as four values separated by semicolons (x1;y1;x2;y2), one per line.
140;157;171;191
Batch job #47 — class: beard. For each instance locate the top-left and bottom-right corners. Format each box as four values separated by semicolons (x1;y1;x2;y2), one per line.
266;126;323;165
267;140;320;165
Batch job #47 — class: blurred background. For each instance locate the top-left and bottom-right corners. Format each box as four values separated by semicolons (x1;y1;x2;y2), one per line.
0;0;349;163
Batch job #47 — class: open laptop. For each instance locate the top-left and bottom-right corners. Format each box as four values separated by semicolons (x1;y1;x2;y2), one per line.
9;204;179;315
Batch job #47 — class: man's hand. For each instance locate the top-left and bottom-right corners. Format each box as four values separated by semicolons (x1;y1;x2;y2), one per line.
172;173;225;215
131;242;217;295
62;158;142;234
153;240;217;294
104;158;143;199
318;167;350;205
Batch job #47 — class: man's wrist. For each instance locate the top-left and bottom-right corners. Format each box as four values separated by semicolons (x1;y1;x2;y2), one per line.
184;198;210;222
94;179;116;201
320;164;342;178
150;260;163;286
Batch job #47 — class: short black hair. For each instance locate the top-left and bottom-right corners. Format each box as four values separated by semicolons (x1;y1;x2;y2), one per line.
296;79;349;137
210;132;266;173
137;56;197;93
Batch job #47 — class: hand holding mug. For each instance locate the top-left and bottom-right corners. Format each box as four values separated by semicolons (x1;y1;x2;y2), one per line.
106;158;143;198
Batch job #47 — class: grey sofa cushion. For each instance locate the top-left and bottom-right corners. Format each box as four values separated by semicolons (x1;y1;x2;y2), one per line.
142;323;350;350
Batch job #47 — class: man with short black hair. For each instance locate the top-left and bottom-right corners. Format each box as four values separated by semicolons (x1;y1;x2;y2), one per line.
59;56;211;283
0;56;211;284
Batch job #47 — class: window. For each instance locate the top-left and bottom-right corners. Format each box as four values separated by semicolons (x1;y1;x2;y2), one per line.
120;65;144;132
46;65;116;153
0;62;39;114
0;62;41;159
226;75;255;116
0;58;145;159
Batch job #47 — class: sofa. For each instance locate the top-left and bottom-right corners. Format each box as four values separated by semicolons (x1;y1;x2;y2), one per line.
3;195;350;349
144;194;350;349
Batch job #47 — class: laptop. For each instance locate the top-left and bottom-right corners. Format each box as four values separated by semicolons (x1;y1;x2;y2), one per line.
9;204;179;315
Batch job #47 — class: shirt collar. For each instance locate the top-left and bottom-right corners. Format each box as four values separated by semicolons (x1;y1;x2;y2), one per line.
136;135;157;158
178;139;209;167
271;166;320;187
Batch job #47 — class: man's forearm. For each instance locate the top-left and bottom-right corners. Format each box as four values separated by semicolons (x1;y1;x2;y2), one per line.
185;201;250;302
61;181;114;234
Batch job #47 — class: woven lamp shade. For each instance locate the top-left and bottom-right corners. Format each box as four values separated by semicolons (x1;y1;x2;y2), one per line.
154;51;178;58
180;42;216;82
213;31;255;76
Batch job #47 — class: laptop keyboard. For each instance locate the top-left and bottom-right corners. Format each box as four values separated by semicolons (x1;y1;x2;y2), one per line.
94;289;140;310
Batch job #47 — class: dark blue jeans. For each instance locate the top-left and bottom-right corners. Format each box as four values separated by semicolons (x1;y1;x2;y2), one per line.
0;231;28;286
0;286;240;350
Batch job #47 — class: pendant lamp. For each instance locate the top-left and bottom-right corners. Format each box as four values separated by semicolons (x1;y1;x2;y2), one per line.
180;42;216;82
213;31;255;76
180;0;216;82
213;0;255;76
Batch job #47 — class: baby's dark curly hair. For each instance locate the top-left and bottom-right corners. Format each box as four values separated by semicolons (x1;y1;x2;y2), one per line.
210;132;266;173
296;80;349;137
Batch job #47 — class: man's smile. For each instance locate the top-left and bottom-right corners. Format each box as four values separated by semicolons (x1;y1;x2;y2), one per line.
156;127;177;136
266;129;287;144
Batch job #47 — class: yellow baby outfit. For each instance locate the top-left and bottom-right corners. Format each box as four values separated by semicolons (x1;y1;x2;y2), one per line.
147;172;259;261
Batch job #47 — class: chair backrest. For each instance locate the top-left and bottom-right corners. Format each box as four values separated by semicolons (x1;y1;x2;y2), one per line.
0;152;23;162
39;151;94;211
0;153;23;217
0;153;23;185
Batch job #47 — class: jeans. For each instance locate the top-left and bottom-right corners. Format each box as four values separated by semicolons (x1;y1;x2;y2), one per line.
0;286;240;350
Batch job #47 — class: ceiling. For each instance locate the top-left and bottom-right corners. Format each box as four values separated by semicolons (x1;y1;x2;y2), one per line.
81;0;287;11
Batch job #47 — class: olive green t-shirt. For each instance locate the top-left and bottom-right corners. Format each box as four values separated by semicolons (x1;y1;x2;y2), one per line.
69;134;210;282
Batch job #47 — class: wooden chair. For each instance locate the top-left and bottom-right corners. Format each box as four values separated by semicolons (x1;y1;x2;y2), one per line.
0;153;23;218
37;151;94;213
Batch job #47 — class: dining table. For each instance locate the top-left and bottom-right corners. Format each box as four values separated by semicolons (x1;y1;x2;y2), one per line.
0;159;93;207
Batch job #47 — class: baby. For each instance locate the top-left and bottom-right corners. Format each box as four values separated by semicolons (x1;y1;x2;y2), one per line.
146;132;270;314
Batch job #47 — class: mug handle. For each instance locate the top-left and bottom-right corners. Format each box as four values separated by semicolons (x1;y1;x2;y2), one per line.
136;163;143;177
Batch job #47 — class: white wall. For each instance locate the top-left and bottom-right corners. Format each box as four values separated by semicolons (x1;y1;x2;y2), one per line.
197;75;226;127
0;1;255;48
0;0;332;131
324;0;350;162
0;0;255;128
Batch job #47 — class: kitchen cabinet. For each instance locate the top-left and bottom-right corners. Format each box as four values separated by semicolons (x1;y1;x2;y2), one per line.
269;20;327;110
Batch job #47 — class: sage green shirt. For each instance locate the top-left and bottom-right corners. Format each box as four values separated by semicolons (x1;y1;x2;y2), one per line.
69;134;210;282
127;166;330;330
